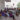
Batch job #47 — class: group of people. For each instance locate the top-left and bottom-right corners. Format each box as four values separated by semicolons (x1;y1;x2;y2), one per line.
0;9;7;16
0;8;19;20
8;11;16;20
0;9;15;20
8;10;19;20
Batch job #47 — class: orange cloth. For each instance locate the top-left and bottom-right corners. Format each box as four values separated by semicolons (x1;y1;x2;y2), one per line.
0;14;1;16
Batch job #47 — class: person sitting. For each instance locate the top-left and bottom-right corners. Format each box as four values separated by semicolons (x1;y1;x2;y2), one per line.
9;12;13;17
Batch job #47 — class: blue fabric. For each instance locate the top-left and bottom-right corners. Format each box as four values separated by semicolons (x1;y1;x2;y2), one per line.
7;11;9;16
8;14;9;16
2;12;5;16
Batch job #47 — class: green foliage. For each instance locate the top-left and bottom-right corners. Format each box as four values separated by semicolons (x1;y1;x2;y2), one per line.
17;2;20;8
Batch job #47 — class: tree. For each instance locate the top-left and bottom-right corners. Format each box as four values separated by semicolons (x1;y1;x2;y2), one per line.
17;2;20;8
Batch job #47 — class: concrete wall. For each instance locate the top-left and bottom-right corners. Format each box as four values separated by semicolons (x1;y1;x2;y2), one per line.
0;0;5;10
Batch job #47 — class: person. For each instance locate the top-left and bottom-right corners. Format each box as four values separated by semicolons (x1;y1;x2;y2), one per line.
0;12;1;16
0;12;2;19
5;12;7;17
12;11;16;20
2;11;5;16
9;12;13;17
1;9;2;12
4;10;7;17
16;8;19;16
13;15;15;20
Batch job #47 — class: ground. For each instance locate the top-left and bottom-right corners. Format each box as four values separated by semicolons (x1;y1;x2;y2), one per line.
0;15;20;20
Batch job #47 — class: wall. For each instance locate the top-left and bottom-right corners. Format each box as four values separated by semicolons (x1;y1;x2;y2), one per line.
0;0;5;10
